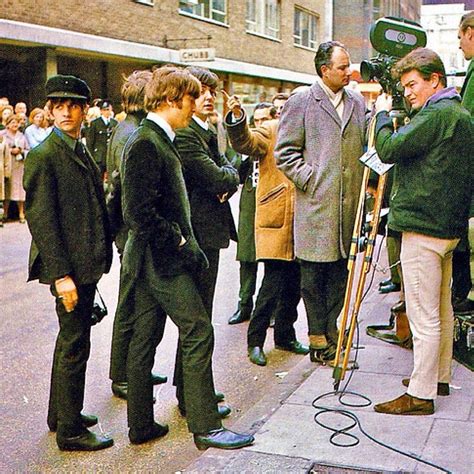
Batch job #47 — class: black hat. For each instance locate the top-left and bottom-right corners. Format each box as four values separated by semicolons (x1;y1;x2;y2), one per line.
99;100;112;109
45;75;91;102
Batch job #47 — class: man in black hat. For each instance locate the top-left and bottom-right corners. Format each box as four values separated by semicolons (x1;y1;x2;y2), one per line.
86;99;118;176
23;75;114;451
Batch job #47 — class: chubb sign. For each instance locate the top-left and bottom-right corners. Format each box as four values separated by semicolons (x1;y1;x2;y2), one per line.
179;48;216;62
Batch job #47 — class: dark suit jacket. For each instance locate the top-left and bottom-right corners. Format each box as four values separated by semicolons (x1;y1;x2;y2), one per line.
86;116;118;172
105;112;144;251
23;129;113;285
121;118;208;278
175;120;238;250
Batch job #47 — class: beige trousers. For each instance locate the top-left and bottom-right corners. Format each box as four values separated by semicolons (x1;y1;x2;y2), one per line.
401;232;459;400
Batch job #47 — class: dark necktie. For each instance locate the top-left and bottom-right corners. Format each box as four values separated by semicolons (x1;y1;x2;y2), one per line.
75;141;93;171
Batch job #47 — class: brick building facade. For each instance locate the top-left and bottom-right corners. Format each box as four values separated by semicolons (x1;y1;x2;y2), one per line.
0;1;422;113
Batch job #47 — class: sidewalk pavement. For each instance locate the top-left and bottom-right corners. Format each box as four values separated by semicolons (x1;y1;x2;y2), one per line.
187;269;473;473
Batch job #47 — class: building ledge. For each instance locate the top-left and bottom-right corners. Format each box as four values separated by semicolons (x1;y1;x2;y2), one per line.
0;19;315;84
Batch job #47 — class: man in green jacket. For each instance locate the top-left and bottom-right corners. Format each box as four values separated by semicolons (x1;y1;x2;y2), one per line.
372;48;473;415
452;10;474;314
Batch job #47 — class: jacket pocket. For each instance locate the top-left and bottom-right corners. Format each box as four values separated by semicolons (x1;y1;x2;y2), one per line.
258;183;287;229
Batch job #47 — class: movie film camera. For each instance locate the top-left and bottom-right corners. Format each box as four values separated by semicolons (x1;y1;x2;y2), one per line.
361;17;427;113
331;18;427;391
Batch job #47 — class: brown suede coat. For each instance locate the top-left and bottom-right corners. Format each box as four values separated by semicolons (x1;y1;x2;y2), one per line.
225;113;295;261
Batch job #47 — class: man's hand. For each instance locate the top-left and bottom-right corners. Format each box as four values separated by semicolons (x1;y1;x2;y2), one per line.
55;276;78;313
375;93;393;113
222;90;243;119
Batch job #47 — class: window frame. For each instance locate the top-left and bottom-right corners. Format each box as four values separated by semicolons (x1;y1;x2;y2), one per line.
179;0;229;27
246;0;281;41
293;6;319;51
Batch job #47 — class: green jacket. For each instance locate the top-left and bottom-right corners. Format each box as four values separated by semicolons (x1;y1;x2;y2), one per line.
461;60;474;117
375;88;473;239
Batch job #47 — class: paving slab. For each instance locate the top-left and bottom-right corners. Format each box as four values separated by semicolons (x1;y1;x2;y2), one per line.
414;418;473;474
245;403;433;472
188;450;313;473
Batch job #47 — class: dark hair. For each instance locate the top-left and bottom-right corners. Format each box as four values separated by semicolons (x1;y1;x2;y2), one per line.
460;10;474;32
121;70;153;113
185;66;219;90
47;98;88;109
314;41;347;77
394;47;447;87
144;65;201;112
272;93;289;103
254;102;277;118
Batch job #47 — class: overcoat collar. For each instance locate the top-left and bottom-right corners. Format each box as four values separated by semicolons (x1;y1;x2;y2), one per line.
310;81;355;132
50;130;90;172
142;118;182;161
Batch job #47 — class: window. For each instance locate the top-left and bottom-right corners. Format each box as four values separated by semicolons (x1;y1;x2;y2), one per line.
246;0;281;40
294;8;318;50
179;0;227;24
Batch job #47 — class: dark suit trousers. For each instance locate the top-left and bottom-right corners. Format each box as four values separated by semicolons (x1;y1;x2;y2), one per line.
127;255;221;434
109;264;166;382
300;259;348;341
47;283;96;437
247;260;300;348
173;247;219;408
239;261;258;310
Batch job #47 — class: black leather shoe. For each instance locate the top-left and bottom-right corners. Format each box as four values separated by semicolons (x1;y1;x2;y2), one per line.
402;378;449;396
179;404;231;419
151;373;168;385
194;428;254;451
57;429;114;451
129;422;169;445
111;382;156;403
111;381;128;400
379;278;392;288
248;346;267;366
379;282;401;294
391;300;406;313
453;298;474;315
49;413;98;432
215;391;225;402
275;340;310;355
228;306;252;325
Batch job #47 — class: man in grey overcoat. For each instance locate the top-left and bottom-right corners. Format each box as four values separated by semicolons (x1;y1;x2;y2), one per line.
275;41;367;364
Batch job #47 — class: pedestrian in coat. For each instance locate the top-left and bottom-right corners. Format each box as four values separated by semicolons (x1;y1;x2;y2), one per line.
174;66;238;418
23;75;114;451
451;10;474;315
0;113;30;222
225;92;308;366
85;100;118;176
227;102;277;325
120;65;254;449
106;69;168;402
275;41;367;364
0;135;12;225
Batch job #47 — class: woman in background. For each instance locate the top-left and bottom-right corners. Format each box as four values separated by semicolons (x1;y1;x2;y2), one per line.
0;105;14;131
24;108;52;149
0;114;29;222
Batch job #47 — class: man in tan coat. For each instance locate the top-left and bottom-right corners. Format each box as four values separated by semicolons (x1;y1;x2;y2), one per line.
224;92;308;366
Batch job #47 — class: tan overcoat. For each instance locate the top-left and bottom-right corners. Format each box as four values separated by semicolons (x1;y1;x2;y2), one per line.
225;113;295;261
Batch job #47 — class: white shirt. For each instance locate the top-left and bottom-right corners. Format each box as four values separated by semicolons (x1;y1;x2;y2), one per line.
147;112;175;142
316;76;345;119
192;114;209;130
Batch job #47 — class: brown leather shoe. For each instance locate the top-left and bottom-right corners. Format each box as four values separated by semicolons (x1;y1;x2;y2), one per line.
374;393;434;415
401;378;449;396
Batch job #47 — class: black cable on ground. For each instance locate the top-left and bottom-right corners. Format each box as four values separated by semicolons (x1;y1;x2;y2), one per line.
311;235;451;473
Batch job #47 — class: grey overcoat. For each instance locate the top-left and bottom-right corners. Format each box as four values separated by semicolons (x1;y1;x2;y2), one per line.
275;82;366;262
